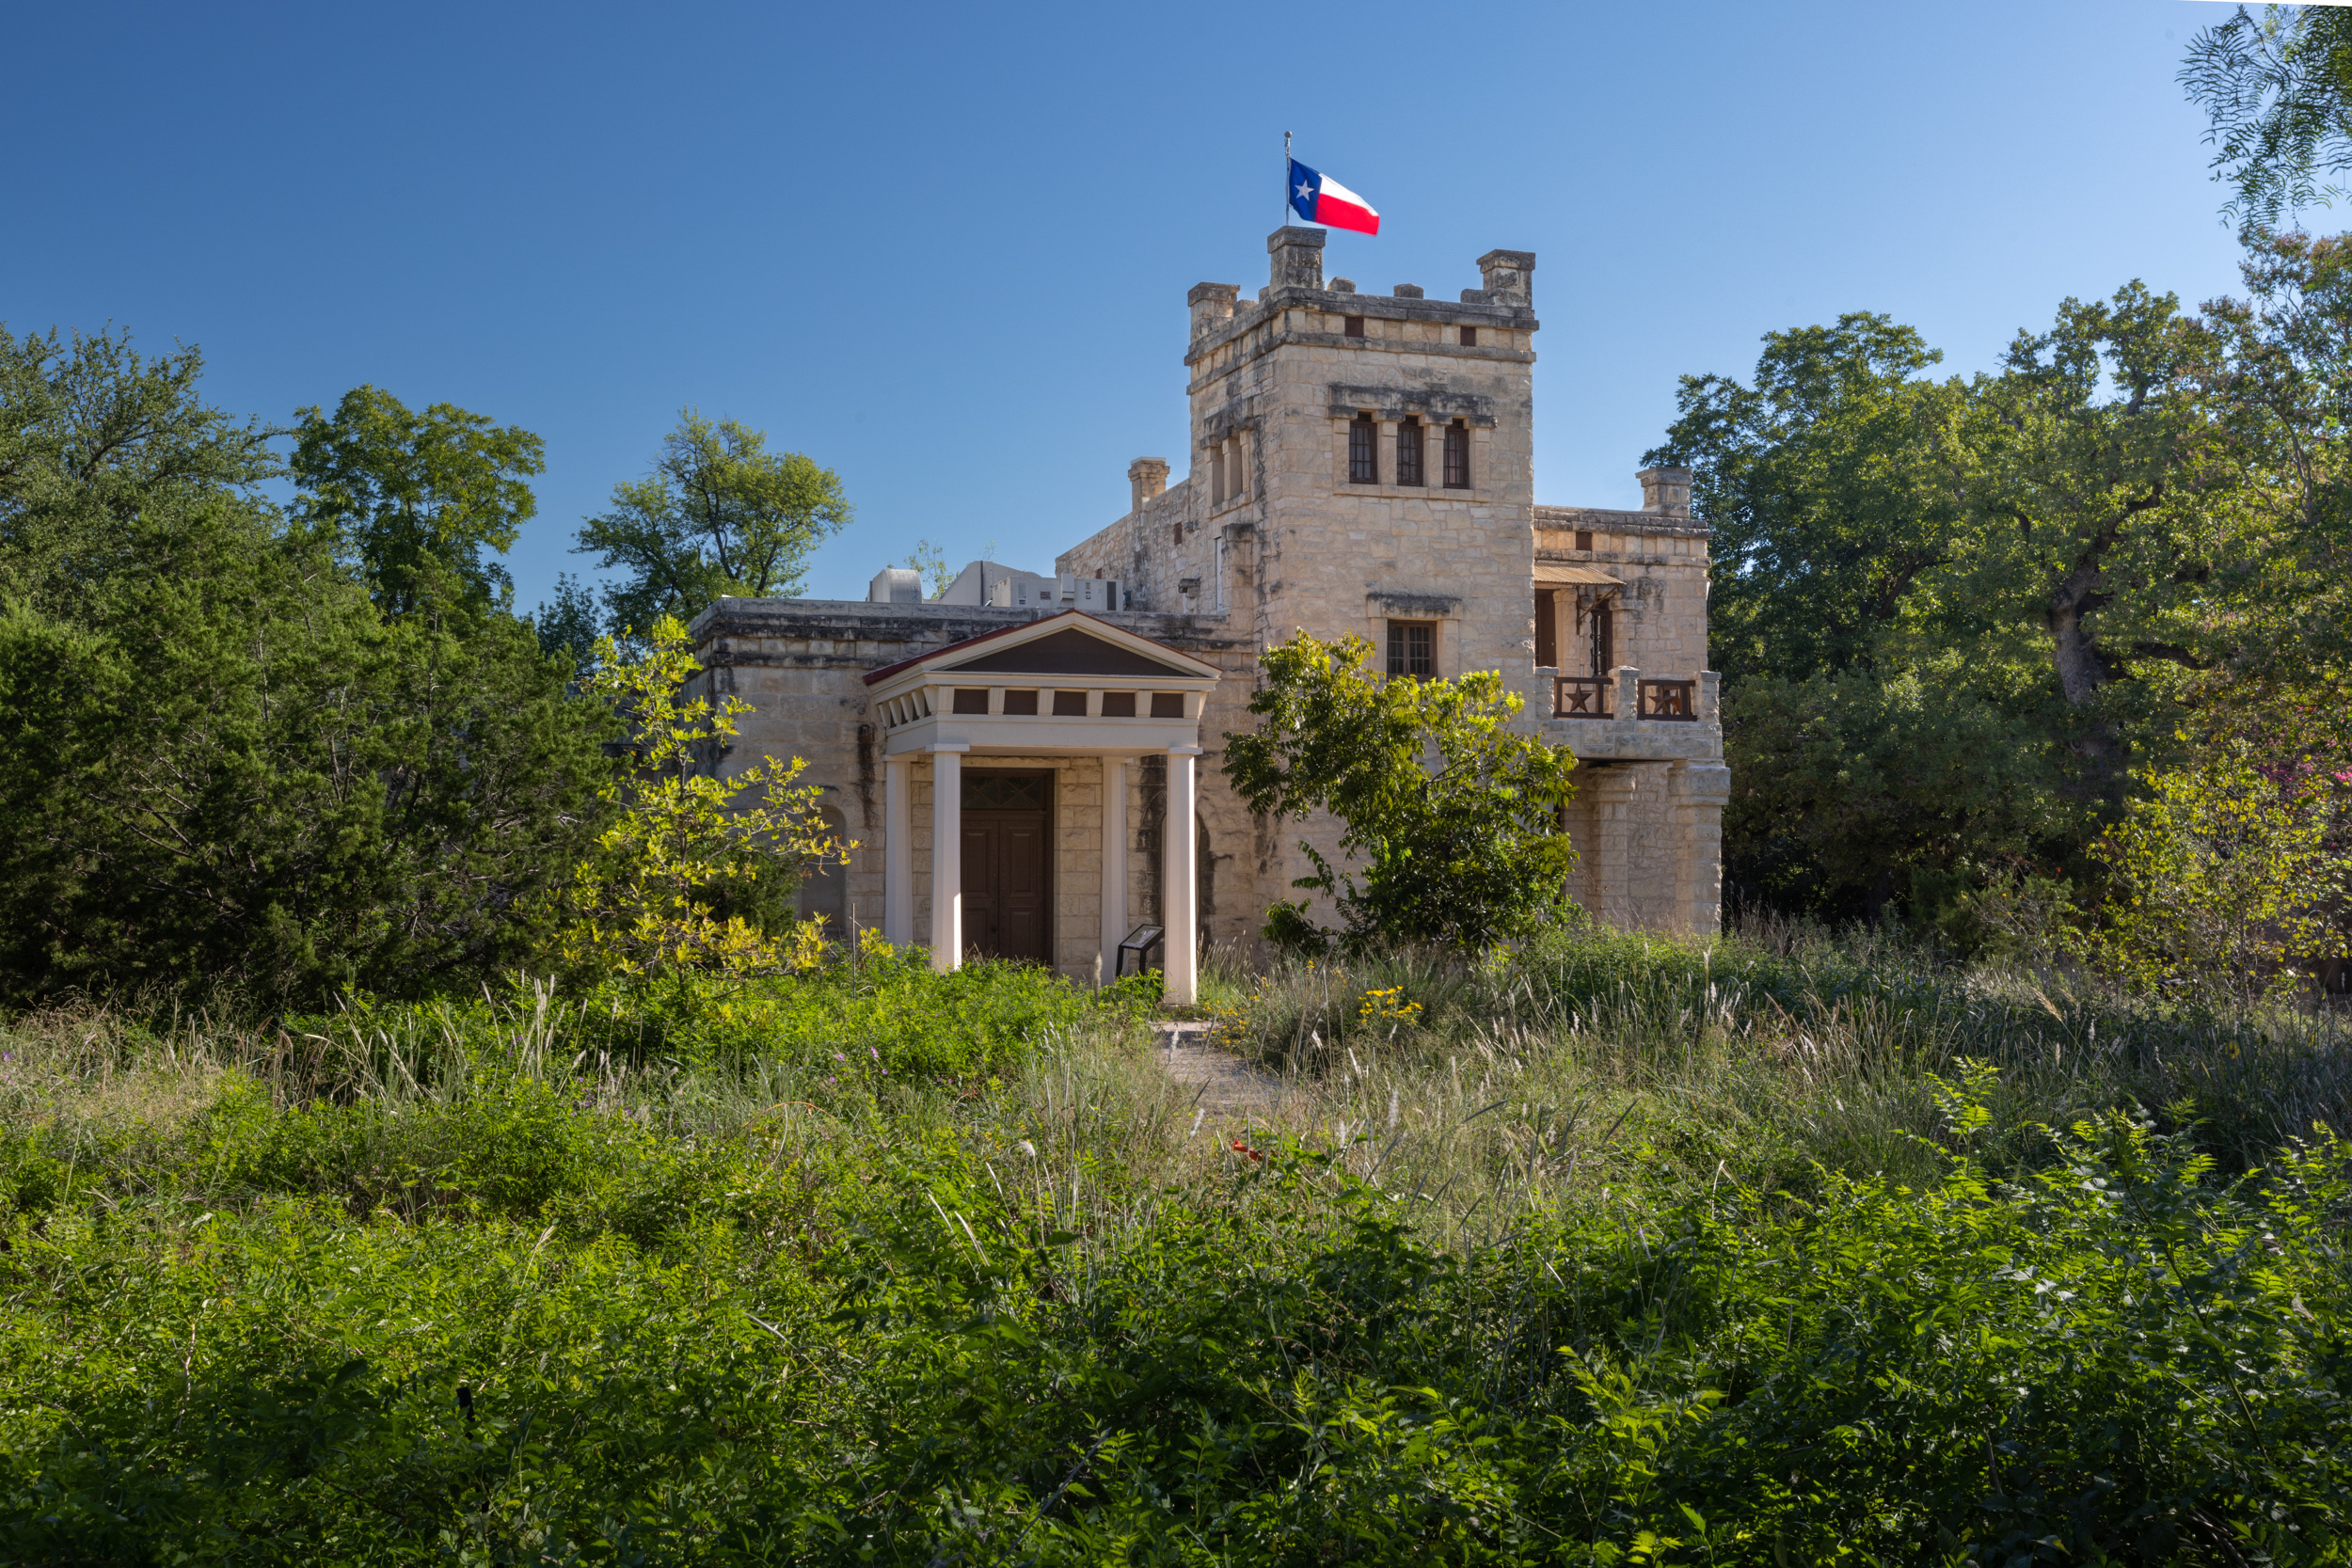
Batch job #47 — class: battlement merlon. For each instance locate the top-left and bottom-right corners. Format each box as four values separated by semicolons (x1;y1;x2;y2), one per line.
1184;229;1539;368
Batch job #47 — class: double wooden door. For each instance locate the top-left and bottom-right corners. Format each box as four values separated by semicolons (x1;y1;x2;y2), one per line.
961;770;1052;964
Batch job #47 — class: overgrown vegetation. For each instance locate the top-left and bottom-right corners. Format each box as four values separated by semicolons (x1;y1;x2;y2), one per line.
5;924;2348;1563
10;40;2352;1559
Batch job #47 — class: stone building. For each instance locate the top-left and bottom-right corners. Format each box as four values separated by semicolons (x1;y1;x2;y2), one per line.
686;225;1728;1001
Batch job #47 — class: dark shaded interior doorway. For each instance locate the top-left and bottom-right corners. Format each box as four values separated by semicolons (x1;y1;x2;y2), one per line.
961;769;1053;964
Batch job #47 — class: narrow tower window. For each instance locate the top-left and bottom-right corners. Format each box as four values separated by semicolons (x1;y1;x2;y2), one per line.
1348;414;1378;484
1395;417;1424;486
1387;620;1436;678
1442;419;1470;488
1209;439;1225;506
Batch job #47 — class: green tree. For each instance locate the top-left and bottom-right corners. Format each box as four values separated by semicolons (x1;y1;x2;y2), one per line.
0;325;277;620
576;410;851;639
1947;282;2226;796
0;329;615;1006
1223;632;1580;952
549;616;846;988
290;384;545;619
0;512;616;1006
2191;225;2352;708
1644;313;1969;689
2090;746;2347;1004
1656;277;2261;919
2183;5;2352;221
1722;655;2070;918
532;570;604;673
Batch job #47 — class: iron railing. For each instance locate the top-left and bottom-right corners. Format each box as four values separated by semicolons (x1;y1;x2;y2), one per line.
1639;678;1697;721
1553;676;1612;718
1552;674;1704;721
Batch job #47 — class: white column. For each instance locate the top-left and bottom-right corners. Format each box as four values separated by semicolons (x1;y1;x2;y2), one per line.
882;756;913;947
1162;747;1200;1005
1100;757;1128;982
928;745;966;971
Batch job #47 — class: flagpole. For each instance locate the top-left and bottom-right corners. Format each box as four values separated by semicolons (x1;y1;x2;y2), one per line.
1283;130;1292;228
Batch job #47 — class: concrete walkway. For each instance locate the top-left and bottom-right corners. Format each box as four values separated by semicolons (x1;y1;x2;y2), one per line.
1154;1020;1287;1117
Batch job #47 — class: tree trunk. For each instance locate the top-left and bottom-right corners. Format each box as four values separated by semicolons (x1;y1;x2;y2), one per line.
2043;525;2130;798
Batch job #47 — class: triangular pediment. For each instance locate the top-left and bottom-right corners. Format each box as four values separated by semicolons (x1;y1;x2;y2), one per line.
943;626;1195;678
862;609;1221;689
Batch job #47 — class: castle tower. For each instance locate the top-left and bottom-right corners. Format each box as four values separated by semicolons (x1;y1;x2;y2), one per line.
1057;229;1547;936
1175;228;1541;688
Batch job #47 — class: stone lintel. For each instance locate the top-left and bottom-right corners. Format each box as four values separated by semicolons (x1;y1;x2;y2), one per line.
1325;384;1499;425
1367;591;1462;617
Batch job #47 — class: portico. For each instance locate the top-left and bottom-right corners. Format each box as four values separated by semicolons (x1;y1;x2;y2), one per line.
862;610;1222;1003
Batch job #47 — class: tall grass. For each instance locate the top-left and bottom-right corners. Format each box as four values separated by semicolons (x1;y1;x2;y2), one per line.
4;929;2349;1561
1197;914;2352;1227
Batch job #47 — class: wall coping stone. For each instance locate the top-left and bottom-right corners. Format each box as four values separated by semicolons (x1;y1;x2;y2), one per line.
1534;505;1713;540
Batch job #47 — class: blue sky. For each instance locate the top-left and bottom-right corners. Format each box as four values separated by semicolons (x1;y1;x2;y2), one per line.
2;1;2257;610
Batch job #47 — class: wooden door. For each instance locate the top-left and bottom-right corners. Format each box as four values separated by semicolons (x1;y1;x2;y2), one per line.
961;771;1053;964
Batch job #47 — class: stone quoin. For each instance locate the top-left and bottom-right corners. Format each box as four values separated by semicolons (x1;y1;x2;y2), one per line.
685;227;1728;1003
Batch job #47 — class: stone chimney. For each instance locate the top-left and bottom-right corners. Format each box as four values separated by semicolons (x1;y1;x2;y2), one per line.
1476;248;1535;307
1637;466;1692;517
1267;226;1326;293
1128;457;1169;516
1186;282;1239;343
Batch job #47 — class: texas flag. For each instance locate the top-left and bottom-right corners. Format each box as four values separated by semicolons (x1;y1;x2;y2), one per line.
1287;158;1380;236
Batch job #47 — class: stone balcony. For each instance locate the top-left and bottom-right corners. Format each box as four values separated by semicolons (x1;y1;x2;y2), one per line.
1535;666;1724;763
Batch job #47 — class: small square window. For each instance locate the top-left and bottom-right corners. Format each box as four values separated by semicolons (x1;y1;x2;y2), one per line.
1343;315;1365;339
1052;689;1088;716
1386;621;1436;679
951;689;989;714
1150;692;1185;718
1101;691;1137;718
1002;689;1039;716
1459;325;1478;347
1574;530;1593;552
